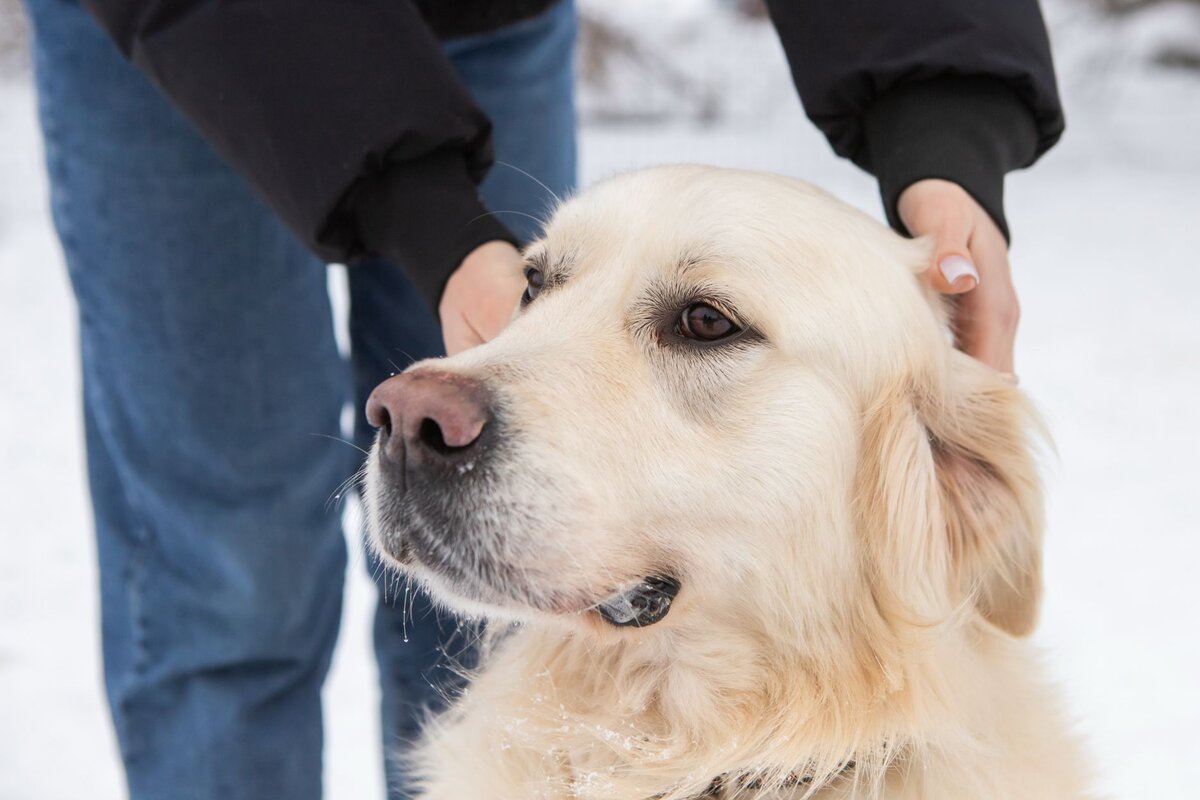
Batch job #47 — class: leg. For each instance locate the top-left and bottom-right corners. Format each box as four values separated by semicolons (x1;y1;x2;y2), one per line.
347;2;578;795
25;1;353;797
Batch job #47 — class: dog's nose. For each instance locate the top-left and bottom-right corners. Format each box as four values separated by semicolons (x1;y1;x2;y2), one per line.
366;370;490;465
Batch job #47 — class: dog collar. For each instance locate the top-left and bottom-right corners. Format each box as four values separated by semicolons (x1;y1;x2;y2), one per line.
691;760;856;798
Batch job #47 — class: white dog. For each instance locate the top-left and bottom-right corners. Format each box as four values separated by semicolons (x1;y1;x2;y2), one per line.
363;166;1091;799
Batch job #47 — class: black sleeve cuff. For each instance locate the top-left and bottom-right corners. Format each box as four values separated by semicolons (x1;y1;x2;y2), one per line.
348;150;519;313
862;76;1041;242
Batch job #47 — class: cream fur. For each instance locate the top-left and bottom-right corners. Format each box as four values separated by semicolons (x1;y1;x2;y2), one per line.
364;166;1092;799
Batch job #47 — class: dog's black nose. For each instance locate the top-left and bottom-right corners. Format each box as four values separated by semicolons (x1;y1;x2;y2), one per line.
366;370;490;466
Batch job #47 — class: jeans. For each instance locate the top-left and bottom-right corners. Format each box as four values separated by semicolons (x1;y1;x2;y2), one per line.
22;1;576;798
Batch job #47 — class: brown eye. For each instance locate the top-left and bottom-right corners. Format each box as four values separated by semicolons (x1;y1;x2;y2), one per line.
679;302;740;342
522;267;544;305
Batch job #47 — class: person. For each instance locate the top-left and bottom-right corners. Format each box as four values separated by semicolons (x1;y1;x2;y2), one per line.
20;0;1063;798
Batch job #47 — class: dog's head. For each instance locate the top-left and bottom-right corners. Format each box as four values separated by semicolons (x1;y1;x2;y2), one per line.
364;166;1043;652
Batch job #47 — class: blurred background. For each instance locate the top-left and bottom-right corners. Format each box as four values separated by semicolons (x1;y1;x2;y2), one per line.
1;0;1198;797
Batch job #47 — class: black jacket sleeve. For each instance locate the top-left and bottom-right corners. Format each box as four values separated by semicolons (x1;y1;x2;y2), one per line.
83;0;519;309
764;0;1065;240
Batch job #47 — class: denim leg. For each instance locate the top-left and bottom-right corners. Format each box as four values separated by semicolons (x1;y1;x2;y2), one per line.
348;2;578;796
26;1;352;798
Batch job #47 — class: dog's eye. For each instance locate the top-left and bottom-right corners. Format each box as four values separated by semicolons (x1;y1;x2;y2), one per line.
522;267;544;306
678;302;740;342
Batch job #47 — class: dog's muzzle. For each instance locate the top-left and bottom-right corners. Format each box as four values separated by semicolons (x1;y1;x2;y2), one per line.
596;575;680;627
365;368;499;568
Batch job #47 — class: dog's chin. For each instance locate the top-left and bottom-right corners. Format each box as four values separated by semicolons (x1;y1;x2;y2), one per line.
368;481;682;628
373;527;682;629
371;519;578;618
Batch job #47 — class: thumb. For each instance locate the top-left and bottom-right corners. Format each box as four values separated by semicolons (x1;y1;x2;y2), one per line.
930;252;979;295
923;214;979;296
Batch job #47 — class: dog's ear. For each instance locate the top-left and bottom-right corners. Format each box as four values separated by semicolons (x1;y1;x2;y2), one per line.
926;353;1044;636
858;353;1044;637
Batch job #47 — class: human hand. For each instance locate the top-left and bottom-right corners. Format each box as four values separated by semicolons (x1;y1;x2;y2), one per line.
897;179;1019;376
439;240;526;356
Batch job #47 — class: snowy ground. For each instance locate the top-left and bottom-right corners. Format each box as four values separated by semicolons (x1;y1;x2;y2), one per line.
2;5;1200;799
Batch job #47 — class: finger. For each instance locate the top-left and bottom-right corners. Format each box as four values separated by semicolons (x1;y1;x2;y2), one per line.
442;311;486;357
952;288;1015;374
921;205;979;295
952;234;1018;373
931;253;980;295
479;286;524;342
444;329;485;358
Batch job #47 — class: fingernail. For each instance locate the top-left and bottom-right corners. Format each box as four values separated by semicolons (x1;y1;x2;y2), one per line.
938;255;979;290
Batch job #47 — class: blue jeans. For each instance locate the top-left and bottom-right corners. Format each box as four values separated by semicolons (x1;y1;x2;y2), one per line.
23;1;576;798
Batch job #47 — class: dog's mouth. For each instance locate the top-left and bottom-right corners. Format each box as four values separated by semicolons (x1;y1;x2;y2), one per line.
594;575;681;627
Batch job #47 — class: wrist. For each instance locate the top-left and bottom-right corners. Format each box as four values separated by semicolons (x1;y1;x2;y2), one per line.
348;152;518;313
862;76;1040;243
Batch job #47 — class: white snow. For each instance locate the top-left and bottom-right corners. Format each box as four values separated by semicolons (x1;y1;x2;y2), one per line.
2;3;1199;797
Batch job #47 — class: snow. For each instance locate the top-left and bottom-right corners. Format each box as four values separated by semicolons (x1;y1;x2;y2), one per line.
2;3;1199;798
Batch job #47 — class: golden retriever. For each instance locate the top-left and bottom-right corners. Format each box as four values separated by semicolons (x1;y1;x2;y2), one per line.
362;166;1091;799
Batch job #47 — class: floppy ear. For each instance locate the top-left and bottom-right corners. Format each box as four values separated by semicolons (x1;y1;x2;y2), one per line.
857;353;1044;638
925;352;1044;636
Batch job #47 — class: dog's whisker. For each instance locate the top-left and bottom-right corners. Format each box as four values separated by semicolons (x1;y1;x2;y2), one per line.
401;580;411;643
370;555;394;605
386;345;426;373
466;208;545;228
309;431;370;456
494;160;562;205
324;463;369;513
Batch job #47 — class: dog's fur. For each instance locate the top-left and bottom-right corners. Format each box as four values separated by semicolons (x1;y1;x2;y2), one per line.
364;166;1091;799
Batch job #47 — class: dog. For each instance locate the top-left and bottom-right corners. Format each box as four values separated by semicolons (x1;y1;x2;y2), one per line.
362;166;1091;799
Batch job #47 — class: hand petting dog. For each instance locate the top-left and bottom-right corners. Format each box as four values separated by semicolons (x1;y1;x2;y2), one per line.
439;240;527;357
898;178;1020;377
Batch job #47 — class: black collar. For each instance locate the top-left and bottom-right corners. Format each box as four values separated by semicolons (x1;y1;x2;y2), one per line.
693;760;856;798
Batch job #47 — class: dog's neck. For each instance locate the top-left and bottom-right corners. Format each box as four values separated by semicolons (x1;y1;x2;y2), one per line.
478;604;992;799
429;587;1051;800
